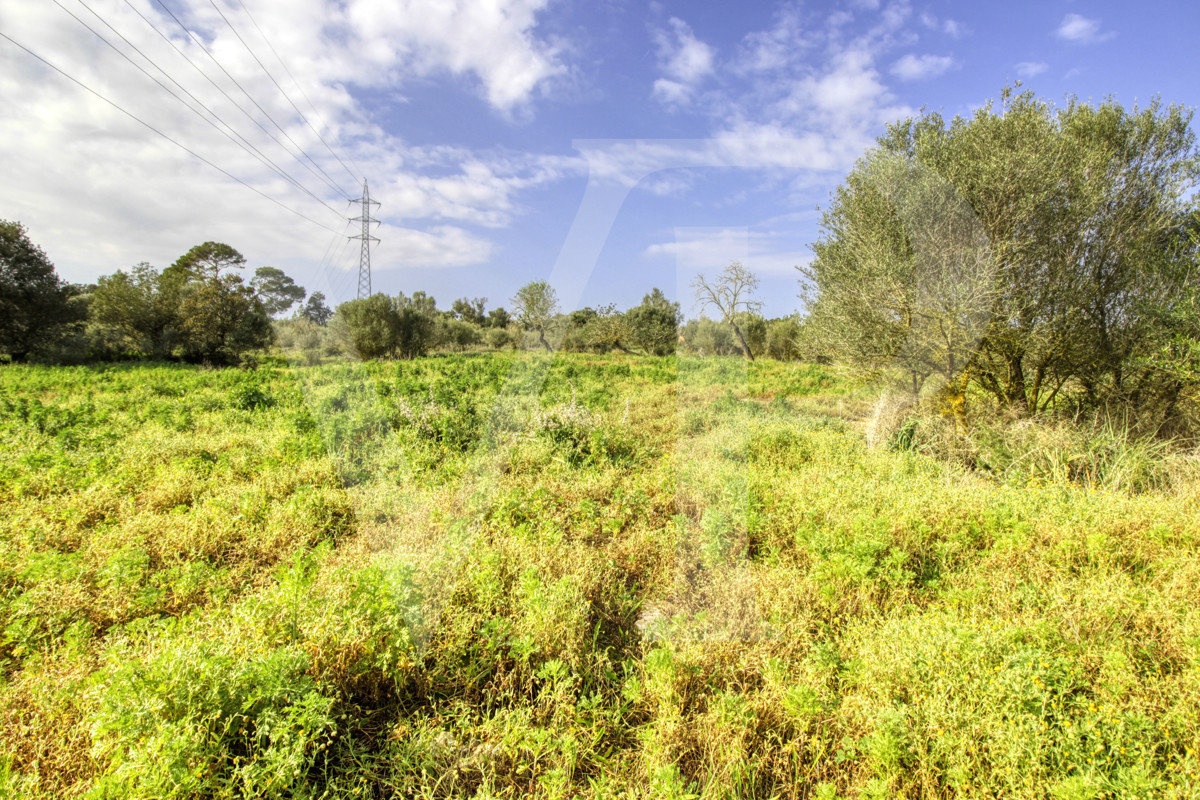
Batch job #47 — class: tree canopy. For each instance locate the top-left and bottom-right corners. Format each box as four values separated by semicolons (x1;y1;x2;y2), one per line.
298;292;333;326
805;88;1199;418
0;220;84;360
251;267;306;317
170;241;247;280
511;280;559;351
90;242;272;364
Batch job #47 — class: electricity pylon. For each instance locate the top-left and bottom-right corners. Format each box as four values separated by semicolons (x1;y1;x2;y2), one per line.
349;179;380;299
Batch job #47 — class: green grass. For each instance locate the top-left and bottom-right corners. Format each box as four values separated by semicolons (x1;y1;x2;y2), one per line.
1;354;1198;798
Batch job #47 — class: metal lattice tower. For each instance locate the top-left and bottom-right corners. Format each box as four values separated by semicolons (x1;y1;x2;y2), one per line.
349;179;380;299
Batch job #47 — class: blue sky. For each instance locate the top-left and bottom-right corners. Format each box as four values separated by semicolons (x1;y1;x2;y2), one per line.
1;0;1197;318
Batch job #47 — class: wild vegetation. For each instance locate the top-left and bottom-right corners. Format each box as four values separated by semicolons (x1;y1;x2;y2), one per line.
1;352;1199;799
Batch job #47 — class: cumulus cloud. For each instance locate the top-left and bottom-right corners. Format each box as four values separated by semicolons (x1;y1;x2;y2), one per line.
1056;14;1114;44
890;53;955;81
1014;61;1048;78
651;17;715;106
343;0;564;111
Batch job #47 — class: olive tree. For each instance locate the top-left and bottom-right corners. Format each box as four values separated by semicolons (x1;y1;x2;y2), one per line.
806;87;1199;415
511;280;559;351
627;288;682;356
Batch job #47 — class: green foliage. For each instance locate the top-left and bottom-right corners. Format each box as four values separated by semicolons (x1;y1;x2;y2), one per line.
512;280;559;351
177;274;272;365
627;288;682;356
765;316;802;361
170;241;246;281
807;88;1200;420
89;244;272;364
297;292;332;326
0;220;85;361
334;294;398;360
250;267;306;317
89;262;181;358
451;296;488;326
335;293;443;361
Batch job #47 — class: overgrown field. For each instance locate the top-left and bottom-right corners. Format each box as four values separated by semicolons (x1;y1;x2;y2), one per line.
2;353;1199;799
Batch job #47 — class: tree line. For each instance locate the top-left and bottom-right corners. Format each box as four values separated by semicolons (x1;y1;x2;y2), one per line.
0;230;333;365
0;223;795;364
287;269;801;362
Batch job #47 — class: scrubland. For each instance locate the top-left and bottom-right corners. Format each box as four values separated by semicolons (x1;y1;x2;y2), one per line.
1;353;1198;799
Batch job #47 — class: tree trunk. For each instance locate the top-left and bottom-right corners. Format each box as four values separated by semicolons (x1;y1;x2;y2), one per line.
537;327;552;352
1005;353;1028;413
729;321;754;361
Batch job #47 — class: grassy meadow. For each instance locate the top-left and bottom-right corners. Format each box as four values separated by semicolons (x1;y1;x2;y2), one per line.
1;353;1199;799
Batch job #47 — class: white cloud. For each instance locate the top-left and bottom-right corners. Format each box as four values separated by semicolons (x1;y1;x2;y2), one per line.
919;12;965;38
590;3;929;194
371;224;495;268
1014;61;1048;78
879;1;914;33
793;47;890;121
735;5;811;74
0;0;571;293
1056;14;1114;44
644;228;811;276
651;17;715;106
343;0;564;111
890;53;955;81
652;79;691;106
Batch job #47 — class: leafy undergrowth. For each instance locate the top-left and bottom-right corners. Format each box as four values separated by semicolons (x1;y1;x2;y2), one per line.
1;354;1198;799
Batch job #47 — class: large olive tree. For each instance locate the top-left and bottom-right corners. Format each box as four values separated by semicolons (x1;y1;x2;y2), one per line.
805;88;1199;415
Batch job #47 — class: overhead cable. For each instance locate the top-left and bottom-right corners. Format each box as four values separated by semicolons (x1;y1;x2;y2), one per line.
0;30;345;235
149;0;353;200
218;0;363;184
52;0;346;219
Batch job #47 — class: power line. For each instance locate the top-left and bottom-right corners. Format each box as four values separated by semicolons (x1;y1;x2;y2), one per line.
148;0;353;201
0;30;345;235
233;0;365;184
52;0;346;220
221;0;363;185
122;0;353;202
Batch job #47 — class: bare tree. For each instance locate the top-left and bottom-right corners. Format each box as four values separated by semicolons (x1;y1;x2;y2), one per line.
691;261;763;360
